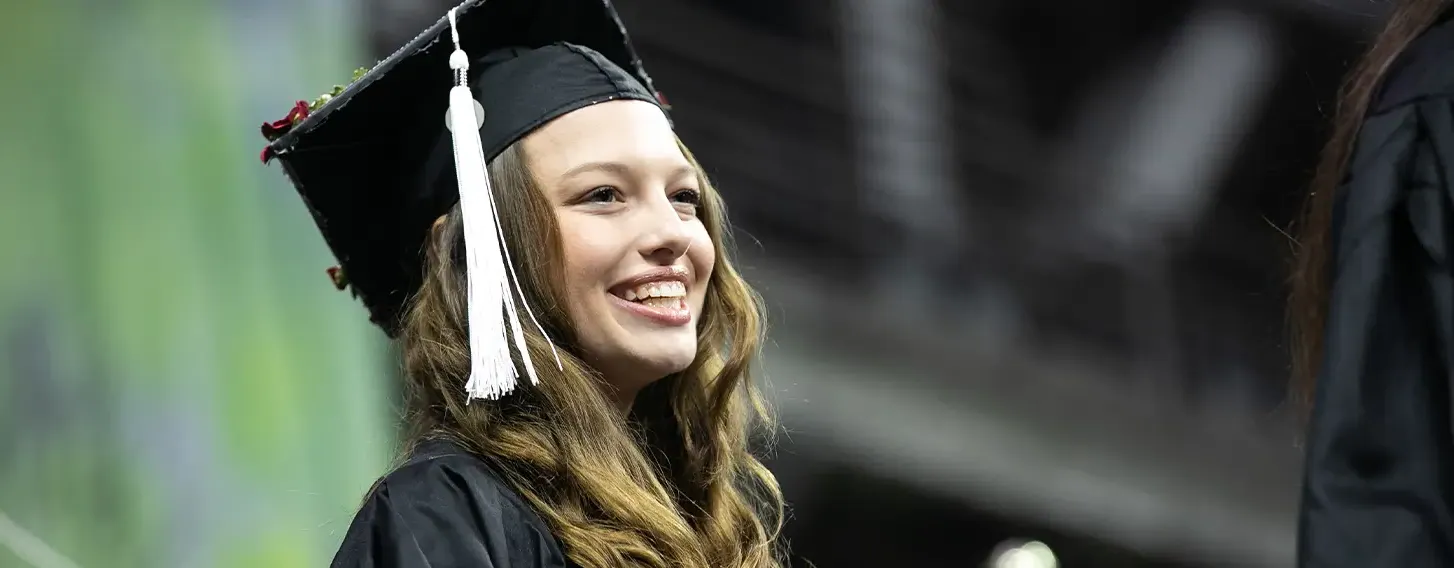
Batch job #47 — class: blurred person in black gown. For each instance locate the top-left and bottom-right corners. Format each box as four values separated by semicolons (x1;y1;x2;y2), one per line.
257;1;785;566
1290;0;1454;564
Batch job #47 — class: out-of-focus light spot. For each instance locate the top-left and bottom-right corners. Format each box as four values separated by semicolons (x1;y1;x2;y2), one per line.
990;539;1059;568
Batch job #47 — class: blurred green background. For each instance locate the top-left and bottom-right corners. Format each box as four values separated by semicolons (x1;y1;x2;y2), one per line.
0;1;394;566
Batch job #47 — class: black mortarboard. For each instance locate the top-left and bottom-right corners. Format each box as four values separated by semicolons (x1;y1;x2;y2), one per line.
260;0;669;398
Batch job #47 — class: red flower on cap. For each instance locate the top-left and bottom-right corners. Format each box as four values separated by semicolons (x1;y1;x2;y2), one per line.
257;69;368;165
326;265;349;291
259;100;312;164
260;100;311;142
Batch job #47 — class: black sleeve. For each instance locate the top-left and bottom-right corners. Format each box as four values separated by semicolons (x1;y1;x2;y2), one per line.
1298;99;1454;566
329;456;566;568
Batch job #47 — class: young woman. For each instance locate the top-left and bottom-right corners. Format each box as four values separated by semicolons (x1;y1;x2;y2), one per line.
258;1;785;567
1289;0;1454;564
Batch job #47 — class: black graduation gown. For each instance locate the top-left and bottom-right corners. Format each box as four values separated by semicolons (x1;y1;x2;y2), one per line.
331;439;576;568
1298;16;1454;567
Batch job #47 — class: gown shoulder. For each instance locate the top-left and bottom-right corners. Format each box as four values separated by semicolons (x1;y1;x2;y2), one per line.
1297;17;1454;566
330;439;571;568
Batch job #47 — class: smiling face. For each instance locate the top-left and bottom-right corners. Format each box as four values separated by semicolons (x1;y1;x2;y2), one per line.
521;99;714;404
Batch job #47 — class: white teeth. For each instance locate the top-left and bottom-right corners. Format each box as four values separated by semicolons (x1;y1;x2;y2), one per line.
622;280;686;301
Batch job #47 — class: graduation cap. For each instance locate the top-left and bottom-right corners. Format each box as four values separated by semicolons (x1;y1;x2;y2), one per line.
260;0;670;399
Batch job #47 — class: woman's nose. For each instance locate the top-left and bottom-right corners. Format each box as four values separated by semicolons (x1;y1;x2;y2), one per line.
638;195;692;262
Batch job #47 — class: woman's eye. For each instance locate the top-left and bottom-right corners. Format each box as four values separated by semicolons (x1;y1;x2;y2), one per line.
585;186;621;203
672;189;702;207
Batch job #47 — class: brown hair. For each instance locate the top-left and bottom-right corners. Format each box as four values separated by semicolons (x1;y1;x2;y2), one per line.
396;140;785;567
1288;0;1452;412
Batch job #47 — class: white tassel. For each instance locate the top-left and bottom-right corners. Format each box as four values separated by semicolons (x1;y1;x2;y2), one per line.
445;5;562;401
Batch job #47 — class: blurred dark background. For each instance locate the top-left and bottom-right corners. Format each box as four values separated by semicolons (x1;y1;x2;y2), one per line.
0;0;1391;566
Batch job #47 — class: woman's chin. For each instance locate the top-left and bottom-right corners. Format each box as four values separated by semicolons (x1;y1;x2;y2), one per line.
600;342;698;388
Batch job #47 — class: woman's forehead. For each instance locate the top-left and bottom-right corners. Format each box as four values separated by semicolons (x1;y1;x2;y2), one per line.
523;100;686;179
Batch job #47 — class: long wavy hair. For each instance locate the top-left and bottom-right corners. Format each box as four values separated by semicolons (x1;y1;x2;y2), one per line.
395;139;785;568
1288;0;1452;414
